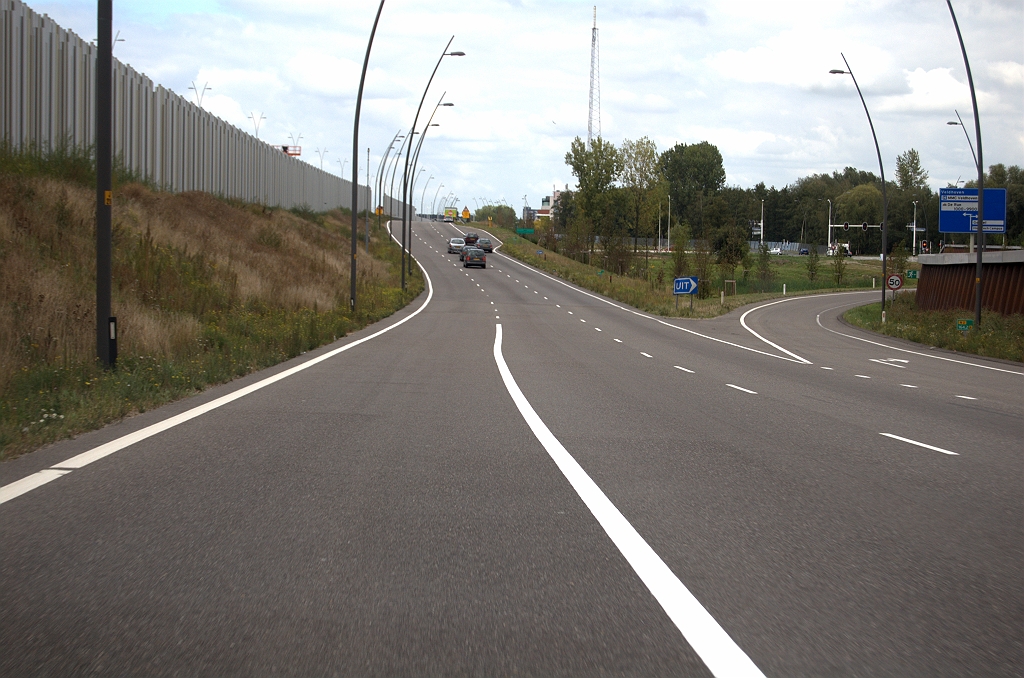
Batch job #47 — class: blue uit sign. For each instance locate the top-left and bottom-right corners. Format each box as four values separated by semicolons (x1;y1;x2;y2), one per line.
674;277;698;295
939;188;1007;234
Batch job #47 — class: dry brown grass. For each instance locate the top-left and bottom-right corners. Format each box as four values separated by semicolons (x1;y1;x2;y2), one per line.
0;175;389;396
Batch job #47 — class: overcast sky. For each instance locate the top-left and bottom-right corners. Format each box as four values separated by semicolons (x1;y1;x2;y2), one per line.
35;0;1024;212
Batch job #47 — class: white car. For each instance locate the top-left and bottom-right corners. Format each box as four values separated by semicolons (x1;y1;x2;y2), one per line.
769;247;782;256
447;238;465;253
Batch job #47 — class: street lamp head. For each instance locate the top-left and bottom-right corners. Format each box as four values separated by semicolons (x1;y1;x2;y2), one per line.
446;51;466;57
441;103;455;107
829;69;847;75
947;121;961;125
430;123;439;127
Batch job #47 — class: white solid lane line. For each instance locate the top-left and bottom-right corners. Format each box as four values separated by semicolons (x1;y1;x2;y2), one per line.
816;310;1024;376
1;232;439;507
492;324;765;678
879;433;958;456
675;366;695;373
726;384;757;394
738;298;814;364
495;252;804;364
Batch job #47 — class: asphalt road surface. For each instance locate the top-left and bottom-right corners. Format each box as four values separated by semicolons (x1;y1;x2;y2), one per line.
2;221;1021;676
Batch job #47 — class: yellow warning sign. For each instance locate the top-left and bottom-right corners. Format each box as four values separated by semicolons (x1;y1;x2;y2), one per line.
462;207;471;220
104;190;112;206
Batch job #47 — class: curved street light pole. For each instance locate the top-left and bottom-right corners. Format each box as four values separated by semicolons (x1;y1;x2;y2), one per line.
947;0;985;327
350;0;387;311
420;175;434;215
831;54;888;322
375;129;402;236
947;110;978;170
401;38;464;290
388;133;413;233
432;183;444;217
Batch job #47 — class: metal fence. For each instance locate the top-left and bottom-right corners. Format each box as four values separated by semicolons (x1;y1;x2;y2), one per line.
1;0;409;214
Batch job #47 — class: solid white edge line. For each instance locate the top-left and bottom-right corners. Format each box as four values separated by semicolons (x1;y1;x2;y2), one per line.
0;231;436;506
492;250;804;364
815;308;1024;376
879;433;958;456
493;324;764;678
0;469;72;505
726;384;758;394
739;298;815;364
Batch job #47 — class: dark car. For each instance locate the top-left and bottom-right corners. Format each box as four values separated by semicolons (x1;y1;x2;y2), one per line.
464;232;479;245
477;238;493;252
459;246;477;261
799;248;810;255
463;248;486;268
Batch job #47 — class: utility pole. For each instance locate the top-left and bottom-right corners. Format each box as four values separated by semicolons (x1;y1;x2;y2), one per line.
96;0;114;368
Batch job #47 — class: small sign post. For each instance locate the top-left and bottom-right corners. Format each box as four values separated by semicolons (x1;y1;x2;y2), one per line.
674;276;698;311
956;318;974;333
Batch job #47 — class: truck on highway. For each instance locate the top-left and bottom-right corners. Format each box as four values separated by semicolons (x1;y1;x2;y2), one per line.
443;207;458;223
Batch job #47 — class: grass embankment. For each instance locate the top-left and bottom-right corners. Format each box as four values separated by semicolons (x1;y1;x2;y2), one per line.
484;225;903;318
1;144;421;460
844;294;1024;363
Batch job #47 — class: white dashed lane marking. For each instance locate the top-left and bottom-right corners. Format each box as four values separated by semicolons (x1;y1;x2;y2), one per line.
880;433;958;456
614;339;622;343
641;352;652;358
674;366;695;373
726;384;757;395
956;395;977;400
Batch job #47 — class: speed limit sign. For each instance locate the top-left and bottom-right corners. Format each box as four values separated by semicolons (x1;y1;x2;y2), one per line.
886;274;904;291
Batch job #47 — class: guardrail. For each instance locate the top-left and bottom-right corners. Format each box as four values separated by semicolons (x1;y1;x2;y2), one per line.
1;0;409;214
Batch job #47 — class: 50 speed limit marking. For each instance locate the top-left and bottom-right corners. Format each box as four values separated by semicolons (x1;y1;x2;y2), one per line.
886;274;904;291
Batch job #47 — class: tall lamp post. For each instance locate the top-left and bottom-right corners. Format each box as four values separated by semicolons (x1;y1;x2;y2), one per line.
420;175;434;215
831;54;888;321
432;183;445;216
400;38;464;290
946;0;986;328
96;0;114;367
375;130;402;235
350;0;387;311
388;133;414;232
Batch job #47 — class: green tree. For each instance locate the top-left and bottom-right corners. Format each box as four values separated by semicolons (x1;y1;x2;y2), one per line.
895;149;930;191
620;136;661;272
889;241;908;280
672;222;692;278
755;242;775;292
693;239;716;299
806;246;820;281
565;136;622;261
835;183;882;227
831;247;847;286
660;141;726;232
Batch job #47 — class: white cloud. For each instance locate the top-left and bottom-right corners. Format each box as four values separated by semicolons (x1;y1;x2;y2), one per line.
31;0;1024;203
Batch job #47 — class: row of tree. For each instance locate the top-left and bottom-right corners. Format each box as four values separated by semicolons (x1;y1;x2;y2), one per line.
547;135;1023;273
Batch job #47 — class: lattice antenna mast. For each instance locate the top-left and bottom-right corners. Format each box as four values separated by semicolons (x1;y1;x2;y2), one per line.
588;6;601;147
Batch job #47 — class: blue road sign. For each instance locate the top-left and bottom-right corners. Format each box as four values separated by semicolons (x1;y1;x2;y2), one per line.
939;188;1007;234
674;276;698;295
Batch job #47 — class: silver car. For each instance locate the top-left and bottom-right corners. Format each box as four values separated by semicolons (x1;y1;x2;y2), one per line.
447;237;465;254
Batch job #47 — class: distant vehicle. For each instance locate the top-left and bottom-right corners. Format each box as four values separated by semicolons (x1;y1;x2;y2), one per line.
799;248;810;255
463;248;486;268
443;207;458;223
464;232;479;245
769;247;782;255
447;237;465;253
477;238;493;252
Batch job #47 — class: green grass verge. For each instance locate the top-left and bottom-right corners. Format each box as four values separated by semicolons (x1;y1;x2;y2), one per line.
843;293;1024;363
483;225;899;318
